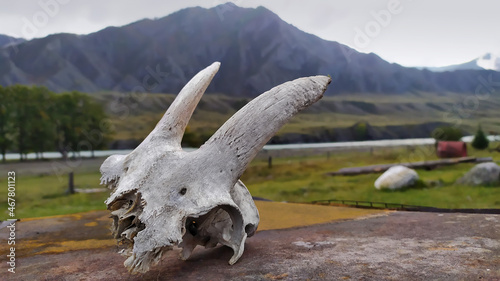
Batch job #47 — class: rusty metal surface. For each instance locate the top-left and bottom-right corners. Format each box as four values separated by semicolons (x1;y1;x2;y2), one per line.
437;141;468;158
1;208;499;281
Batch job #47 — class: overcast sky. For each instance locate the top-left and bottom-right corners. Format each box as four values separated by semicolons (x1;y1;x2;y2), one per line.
1;0;499;67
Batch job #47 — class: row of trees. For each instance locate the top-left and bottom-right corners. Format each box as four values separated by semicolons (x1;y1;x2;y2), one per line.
0;85;111;162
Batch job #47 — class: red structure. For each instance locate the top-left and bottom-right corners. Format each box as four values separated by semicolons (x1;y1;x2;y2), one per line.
436;141;467;158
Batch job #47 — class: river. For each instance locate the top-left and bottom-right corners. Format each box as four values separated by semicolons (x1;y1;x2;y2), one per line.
3;136;498;160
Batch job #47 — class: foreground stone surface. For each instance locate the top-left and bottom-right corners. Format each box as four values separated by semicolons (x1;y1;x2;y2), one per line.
1;202;499;281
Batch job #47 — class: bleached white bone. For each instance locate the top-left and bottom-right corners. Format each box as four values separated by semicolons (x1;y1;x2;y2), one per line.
100;62;331;273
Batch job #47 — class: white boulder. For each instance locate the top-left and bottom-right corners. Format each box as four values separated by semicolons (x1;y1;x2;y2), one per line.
457;162;500;186
375;165;419;190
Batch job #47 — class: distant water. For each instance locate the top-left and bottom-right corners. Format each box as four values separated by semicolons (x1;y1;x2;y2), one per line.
3;149;134;160
262;138;436;150
3;136;498;161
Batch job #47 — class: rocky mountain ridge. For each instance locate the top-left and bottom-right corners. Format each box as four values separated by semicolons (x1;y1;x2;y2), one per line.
0;3;499;97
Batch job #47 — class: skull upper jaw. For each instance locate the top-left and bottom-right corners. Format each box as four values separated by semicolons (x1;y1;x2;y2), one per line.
107;177;258;273
122;202;248;273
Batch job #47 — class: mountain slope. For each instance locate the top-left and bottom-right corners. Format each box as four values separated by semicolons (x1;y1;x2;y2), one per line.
100;91;500;147
0;34;24;47
1;4;499;96
428;53;500;72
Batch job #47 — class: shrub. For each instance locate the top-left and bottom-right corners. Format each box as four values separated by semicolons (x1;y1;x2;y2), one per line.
431;126;462;141
471;126;489;150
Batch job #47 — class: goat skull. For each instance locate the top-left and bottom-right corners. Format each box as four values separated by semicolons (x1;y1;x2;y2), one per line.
100;62;331;273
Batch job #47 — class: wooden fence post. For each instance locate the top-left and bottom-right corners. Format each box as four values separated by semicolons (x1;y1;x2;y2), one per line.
67;172;75;194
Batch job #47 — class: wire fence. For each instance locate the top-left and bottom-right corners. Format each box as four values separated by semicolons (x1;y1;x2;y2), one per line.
312;199;500;214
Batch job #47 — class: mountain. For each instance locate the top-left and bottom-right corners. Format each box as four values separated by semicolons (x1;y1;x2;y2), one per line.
0;3;499;96
428;53;500;72
0;35;25;48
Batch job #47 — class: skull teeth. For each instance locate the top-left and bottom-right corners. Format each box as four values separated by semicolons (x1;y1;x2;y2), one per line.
109;192;145;246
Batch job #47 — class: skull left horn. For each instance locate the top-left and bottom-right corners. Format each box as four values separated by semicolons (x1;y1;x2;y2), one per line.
101;62;331;273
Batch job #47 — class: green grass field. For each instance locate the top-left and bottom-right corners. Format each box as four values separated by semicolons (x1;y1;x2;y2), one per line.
242;145;500;208
1;172;107;219
1;144;499;220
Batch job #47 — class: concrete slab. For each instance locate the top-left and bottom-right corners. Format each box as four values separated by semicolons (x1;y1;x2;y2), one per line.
1;202;499;280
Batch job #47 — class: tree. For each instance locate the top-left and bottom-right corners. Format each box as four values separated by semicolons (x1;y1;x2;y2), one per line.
431;126;462;141
0;86;14;162
352;121;370;141
53;92;83;159
25;86;57;159
471;126;489;150
80;94;111;157
54;91;111;159
11;85;33;161
3;86;110;161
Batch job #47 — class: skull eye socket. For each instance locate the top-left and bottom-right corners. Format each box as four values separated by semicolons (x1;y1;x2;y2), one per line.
179;188;187;195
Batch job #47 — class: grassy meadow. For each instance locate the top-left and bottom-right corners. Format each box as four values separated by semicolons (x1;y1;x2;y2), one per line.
242;148;500;208
1;143;499;220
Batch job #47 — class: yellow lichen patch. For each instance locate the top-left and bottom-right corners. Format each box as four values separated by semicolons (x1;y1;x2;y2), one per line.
428;246;458;251
84;222;98;227
22;213;84;222
21;240;46;248
97;215;111;221
327;260;342;266
2;238;113;258
34;239;116;255
0;239;45;256
264;273;289;280
255;201;387;231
